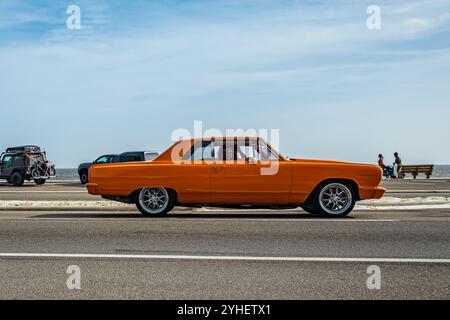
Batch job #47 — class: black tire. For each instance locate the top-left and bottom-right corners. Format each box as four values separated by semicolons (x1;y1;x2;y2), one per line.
80;171;89;184
308;181;356;217
11;172;25;187
135;187;175;217
34;179;46;185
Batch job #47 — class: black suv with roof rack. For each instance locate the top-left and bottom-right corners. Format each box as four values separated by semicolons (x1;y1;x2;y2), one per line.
77;150;159;184
0;145;56;186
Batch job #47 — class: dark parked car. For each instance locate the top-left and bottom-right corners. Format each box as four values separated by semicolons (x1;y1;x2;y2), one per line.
0;145;56;186
78;151;159;184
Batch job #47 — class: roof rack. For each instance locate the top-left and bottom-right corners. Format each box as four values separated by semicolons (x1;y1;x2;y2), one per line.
5;145;42;154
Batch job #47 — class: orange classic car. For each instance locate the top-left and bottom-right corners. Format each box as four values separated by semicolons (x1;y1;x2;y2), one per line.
86;137;385;217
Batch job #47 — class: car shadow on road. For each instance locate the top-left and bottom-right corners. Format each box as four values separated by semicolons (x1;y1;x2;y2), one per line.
0;183;37;188
0;181;84;187
29;212;355;220
57;182;85;187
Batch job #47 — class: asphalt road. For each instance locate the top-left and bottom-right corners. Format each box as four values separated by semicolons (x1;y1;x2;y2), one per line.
0;209;449;299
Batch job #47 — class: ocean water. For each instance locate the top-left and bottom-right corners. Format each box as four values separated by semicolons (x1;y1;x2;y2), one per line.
431;165;450;178
54;165;450;181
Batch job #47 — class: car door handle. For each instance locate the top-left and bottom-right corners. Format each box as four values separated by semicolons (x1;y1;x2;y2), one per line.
212;165;223;170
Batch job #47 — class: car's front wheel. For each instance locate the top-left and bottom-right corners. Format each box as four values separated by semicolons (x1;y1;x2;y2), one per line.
135;187;175;217
11;172;25;187
80;171;89;184
309;181;356;217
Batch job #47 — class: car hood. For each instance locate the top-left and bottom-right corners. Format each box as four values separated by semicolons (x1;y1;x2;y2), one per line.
290;158;381;167
78;162;93;169
289;158;352;165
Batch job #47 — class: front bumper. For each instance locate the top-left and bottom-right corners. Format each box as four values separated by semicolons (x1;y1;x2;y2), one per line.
372;186;385;199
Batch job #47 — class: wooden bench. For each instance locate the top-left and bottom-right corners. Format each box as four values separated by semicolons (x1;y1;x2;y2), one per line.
401;165;434;179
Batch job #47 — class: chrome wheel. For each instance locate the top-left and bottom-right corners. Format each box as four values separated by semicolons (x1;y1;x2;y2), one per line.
138;188;169;215
319;183;353;215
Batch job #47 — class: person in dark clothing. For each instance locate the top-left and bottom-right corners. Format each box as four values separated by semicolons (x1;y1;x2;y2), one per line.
378;154;385;168
394;152;404;178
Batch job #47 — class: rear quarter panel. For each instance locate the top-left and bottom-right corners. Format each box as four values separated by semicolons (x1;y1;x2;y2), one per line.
88;161;210;203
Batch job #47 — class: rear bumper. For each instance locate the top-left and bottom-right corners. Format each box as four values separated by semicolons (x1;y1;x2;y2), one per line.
86;183;98;195
372;186;385;199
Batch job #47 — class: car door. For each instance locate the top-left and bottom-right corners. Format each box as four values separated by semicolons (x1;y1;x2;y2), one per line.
174;140;212;204
209;139;292;204
0;155;14;178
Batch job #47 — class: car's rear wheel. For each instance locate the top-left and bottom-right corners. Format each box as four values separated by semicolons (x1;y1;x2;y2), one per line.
136;187;175;217
11;172;25;187
34;179;46;185
310;181;356;217
80;171;88;184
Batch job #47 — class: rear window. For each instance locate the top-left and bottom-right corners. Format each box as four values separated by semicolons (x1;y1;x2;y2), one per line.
144;152;158;161
31;154;44;162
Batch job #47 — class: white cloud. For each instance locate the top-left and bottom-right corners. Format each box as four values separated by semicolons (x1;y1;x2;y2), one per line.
403;18;432;32
1;1;450;166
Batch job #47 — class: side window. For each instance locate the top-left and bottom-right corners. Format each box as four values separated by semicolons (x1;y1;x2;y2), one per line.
213;140;236;161
239;145;259;160
119;156;132;162
13;156;26;167
120;155;140;162
257;140;280;161
2;155;14;168
186;141;213;161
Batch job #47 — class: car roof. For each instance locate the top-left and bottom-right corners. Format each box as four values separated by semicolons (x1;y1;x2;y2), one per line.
186;136;263;142
120;151;158;155
5;145;42;154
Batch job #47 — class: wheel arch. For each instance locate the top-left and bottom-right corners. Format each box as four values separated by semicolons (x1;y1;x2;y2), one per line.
11;168;26;177
305;178;360;205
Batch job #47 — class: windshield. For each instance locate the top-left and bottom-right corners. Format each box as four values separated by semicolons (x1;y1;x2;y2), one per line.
95;156;109;164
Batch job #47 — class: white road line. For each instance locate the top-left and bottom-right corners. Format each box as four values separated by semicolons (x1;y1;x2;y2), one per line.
175;218;400;222
0;215;400;222
0;253;449;263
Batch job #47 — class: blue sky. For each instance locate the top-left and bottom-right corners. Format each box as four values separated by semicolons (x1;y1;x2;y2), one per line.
1;0;450;167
